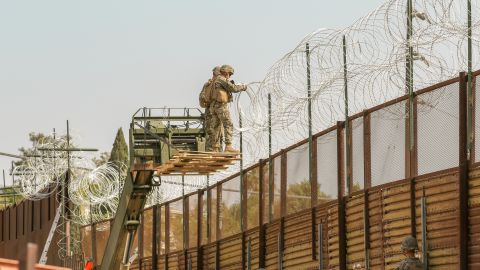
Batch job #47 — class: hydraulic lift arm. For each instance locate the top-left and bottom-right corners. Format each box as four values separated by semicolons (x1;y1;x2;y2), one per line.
100;169;154;270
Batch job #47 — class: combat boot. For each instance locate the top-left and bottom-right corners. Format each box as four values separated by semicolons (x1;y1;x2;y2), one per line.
224;144;240;153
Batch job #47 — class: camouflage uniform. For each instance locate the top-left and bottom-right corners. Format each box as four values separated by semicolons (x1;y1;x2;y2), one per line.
395;236;423;270
203;79;215;151
210;73;246;151
203;66;222;152
394;257;423;270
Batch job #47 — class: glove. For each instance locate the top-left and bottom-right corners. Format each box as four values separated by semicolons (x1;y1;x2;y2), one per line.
230;80;235;84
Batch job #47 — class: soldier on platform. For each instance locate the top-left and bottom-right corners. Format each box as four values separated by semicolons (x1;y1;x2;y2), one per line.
199;66;222;151
210;64;247;153
394;236;423;270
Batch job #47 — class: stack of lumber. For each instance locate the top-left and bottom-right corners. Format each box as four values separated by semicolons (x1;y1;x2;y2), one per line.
155;151;241;175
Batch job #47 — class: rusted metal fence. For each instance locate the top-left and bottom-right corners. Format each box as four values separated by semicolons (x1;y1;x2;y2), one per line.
83;70;479;269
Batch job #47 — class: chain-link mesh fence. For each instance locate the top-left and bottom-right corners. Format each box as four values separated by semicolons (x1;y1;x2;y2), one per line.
169;199;183;251
286;143;311;214
188;194;198;248
370;101;406;185
417;82;459;174
351;118;364;191
316;130;338;201
246;166;260;230
220;176;241;238
142;208;153;257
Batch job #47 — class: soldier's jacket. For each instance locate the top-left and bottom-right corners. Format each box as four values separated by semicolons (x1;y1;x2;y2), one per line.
212;75;246;103
394;257;423;270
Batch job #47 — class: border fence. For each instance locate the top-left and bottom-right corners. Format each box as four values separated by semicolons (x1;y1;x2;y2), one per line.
70;70;480;268
0;71;475;269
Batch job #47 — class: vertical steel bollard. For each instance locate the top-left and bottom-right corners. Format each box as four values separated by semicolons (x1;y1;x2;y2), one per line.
421;192;428;270
318;223;323;270
188;254;192;270
247;237;252;270
278;234;283;269
363;207;370;270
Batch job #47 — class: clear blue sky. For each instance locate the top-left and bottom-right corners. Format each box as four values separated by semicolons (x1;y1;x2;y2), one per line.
0;0;385;183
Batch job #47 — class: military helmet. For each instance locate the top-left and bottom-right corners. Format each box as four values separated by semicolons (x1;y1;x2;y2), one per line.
401;236;419;252
212;66;221;76
220;64;234;75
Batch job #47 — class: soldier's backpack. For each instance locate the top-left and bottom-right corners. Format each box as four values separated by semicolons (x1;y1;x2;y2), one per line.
199;80;214;108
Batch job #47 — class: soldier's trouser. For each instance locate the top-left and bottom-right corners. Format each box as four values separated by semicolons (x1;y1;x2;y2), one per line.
205;108;214;151
205;108;223;151
210;102;233;149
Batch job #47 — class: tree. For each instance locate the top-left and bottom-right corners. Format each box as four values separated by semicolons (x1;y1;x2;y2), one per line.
92;151;110;167
108;128;129;166
15;132;67;166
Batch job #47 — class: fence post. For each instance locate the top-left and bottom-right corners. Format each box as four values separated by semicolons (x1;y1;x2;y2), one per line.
258;160;266;269
197;190;203;270
259;159;265;227
268;93;274;223
337;121;347;270
165;204;170;270
280;151;287;217
318;222;324;270
311;208;316;261
306;43;316;207
363;190;370;270
459;71;469;270
343;35;353;194
91;223;97;268
216;186;221;242
215;240;220;270
363;110;372;270
421;188;428;270
152;205;158;270
363;111;371;188
138;212;144;270
207;183;211;244
259;223;266;269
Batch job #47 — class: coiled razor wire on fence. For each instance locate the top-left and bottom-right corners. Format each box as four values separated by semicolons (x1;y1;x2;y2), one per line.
225;0;480;173
146;0;480;202
11;135;128;258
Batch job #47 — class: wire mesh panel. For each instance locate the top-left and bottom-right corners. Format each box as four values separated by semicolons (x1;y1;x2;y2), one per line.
209;186;218;242
188;194;198;248
262;162;269;224
169;199;183;251
417;82;459;174
246;166;260;229
316;130;338;201
286;143;311;214
351;118;364;191
220;177;241;238
160;205;166;255
142;208;153;257
201;192;207;246
271;156;282;220
370;101;406;185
